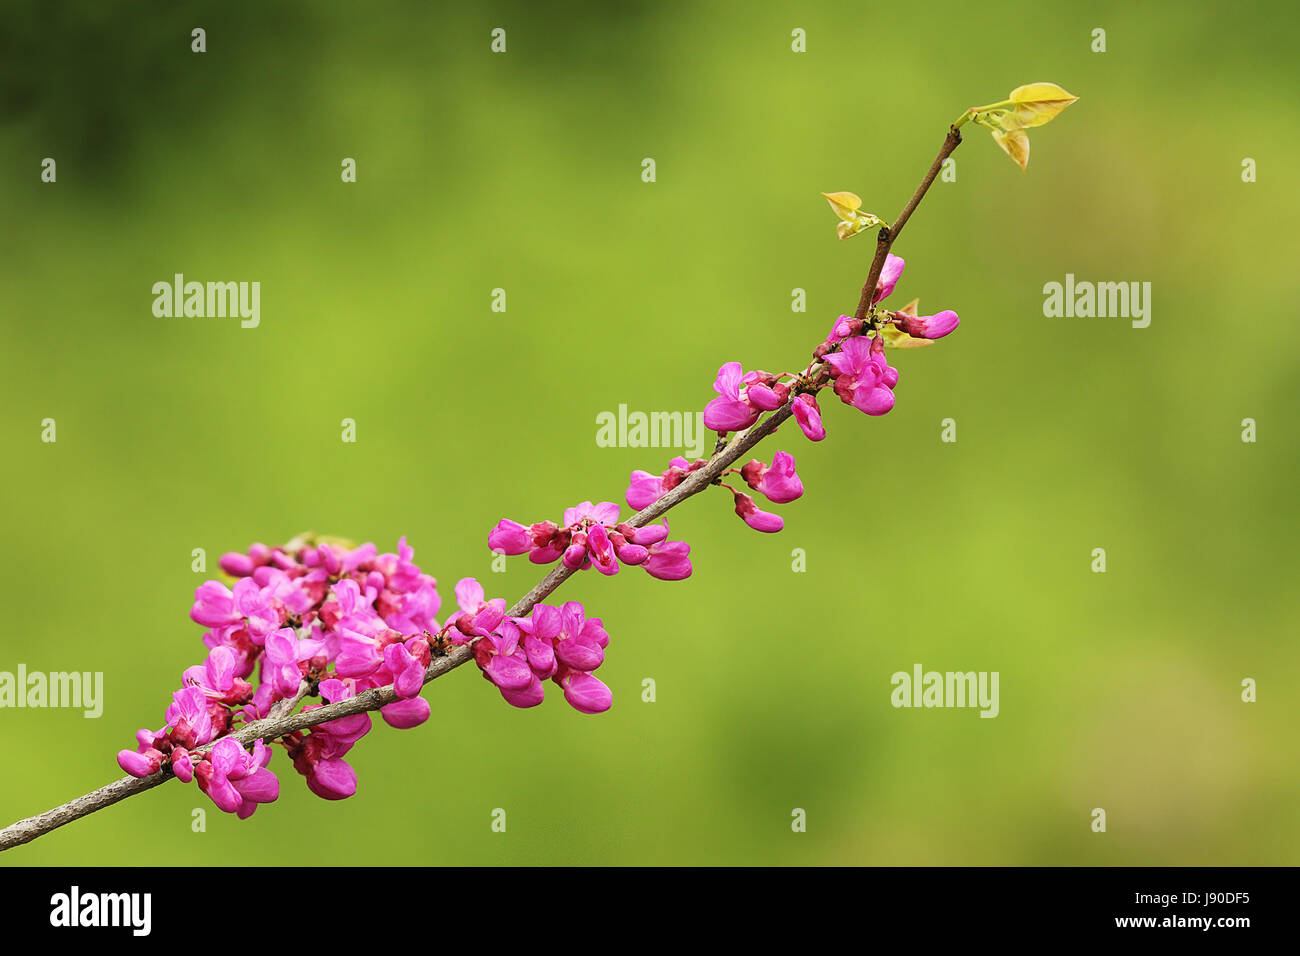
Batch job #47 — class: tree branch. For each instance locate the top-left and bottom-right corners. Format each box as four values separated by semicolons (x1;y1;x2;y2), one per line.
854;127;962;319
0;125;961;854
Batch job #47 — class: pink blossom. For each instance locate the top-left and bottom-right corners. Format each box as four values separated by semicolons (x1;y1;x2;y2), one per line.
586;523;619;575
894;308;959;340
379;697;430;729
488;519;532;555
825;335;898;416
825;315;864;347
626;457;698;510
171;748;194;783
873;254;905;304
531;602;606;672
703;362;761;432
563;500;620;528
182;645;252;705
383;639;427;699
474;621;535;691
733;491;784;533
555;668;612;715
740;451;804;504
452;577;507;641
792;393;827;441
642;534;693;580
190;581;241;628
196;739;279;818
262;627;315;698
164;686;215;749
117;747;164;778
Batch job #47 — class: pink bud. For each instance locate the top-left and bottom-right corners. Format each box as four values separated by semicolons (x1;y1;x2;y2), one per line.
733;492;784;533
896;309;959;340
118;748;163;778
792;393;826;442
558;671;613;714
219;552;256;576
488;519;532;555
746;382;784;411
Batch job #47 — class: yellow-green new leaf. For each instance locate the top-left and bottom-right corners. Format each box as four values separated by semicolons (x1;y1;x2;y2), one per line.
822;191;863;222
1007;82;1078;128
992;128;1030;170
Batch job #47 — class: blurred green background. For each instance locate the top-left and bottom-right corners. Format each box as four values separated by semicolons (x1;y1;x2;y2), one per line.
2;0;1297;866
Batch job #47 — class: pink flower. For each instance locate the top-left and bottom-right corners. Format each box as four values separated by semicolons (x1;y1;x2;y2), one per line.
530;602;606;672
512;618;557;680
310;678;373;751
740;451;804;504
196;738;279;818
703;362;761;432
452;577;507;641
792;393;827;441
500;675;546;708
171;748;194;783
474;621;535;691
586;523;619;575
262;627;316;698
164;686;216;749
825;335;898;416
379;697;430;729
562;500;620;528
894;309;959;340
218;544;271;577
609;531;648;566
488;519;532;555
625;457;698;510
117;747;164;778
873;254;905;304
745;374;789;411
824;315;863;347
733;492;784;533
190;581;241;628
298;744;357;801
642;534;693;580
383;639;427;699
182;646;252;705
555;667;612;714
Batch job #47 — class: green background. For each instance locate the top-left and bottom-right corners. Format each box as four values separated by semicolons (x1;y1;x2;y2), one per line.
2;1;1296;865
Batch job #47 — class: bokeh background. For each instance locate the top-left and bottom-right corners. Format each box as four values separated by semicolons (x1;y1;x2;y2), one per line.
2;0;1297;866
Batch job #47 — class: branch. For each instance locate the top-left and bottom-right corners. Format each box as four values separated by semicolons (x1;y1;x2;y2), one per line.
854;127;962;320
0;126;961;854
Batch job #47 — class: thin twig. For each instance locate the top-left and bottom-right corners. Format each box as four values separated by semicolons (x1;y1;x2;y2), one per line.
854;127;962;319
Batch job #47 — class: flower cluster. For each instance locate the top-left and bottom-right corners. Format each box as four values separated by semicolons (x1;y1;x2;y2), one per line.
488;500;692;581
118;536;444;813
470;596;613;714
